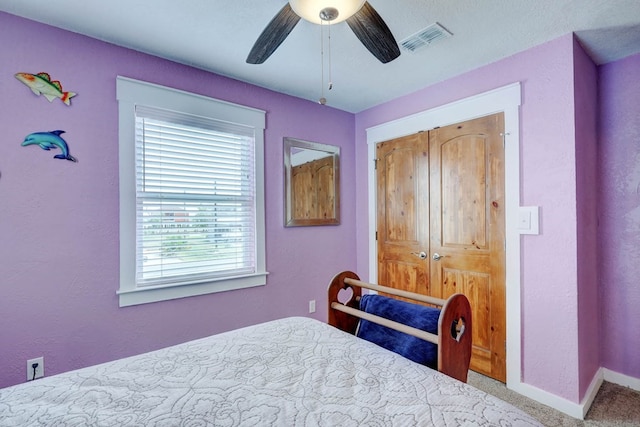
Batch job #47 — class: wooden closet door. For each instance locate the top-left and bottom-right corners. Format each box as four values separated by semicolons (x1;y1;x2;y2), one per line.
376;132;430;295
429;113;506;382
376;113;506;382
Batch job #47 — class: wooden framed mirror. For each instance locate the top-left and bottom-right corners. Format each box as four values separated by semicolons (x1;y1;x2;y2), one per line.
284;137;340;227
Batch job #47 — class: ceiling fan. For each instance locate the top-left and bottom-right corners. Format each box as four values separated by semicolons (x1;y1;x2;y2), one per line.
246;0;401;65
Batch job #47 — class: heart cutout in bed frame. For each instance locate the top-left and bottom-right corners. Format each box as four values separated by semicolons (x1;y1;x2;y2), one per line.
450;317;466;342
337;286;354;305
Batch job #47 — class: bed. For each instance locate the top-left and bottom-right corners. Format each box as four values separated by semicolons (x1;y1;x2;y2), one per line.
0;273;542;426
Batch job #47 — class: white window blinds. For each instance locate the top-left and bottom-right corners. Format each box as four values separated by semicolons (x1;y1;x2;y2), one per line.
135;105;257;288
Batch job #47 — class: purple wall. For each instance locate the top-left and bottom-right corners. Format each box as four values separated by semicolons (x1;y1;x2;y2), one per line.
0;12;357;388
598;52;640;379
355;35;586;401
573;38;600;398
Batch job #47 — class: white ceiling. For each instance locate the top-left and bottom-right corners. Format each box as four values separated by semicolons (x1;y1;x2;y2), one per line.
2;0;639;113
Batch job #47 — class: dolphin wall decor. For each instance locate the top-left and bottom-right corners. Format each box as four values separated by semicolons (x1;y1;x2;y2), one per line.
21;130;78;162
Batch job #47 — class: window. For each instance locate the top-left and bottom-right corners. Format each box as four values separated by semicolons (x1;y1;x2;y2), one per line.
117;77;267;307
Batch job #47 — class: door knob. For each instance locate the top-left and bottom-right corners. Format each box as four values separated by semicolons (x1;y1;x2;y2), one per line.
411;251;427;260
432;253;443;261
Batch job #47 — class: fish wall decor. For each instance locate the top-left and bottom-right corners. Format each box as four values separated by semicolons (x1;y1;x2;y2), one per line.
15;72;77;106
21;131;77;162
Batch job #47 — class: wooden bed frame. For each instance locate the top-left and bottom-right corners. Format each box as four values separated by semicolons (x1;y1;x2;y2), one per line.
327;270;473;383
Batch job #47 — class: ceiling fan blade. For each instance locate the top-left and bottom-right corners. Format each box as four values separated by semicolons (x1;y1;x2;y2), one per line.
346;2;400;63
246;3;301;64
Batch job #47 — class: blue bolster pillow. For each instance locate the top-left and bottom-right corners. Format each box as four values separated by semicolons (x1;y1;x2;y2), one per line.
356;294;440;369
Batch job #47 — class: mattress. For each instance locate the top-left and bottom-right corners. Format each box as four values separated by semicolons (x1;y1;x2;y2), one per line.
0;317;542;426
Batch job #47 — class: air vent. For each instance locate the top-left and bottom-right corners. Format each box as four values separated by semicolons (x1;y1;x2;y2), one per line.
400;23;452;53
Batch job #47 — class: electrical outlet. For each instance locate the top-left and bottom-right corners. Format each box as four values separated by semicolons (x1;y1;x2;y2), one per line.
26;357;44;381
309;299;316;313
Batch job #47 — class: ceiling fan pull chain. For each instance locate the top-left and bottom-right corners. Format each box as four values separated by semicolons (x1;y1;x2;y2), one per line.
319;20;327;105
328;21;333;91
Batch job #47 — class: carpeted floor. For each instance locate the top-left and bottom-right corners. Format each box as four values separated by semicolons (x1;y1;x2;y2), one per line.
468;372;640;426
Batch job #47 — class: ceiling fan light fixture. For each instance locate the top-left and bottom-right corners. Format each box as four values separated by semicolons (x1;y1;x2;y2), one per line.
247;1;399;65
289;0;366;24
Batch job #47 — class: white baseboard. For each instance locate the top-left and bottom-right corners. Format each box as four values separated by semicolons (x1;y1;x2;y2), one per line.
509;368;640;420
580;369;605;419
508;369;602;420
509;381;589;420
603;368;640;391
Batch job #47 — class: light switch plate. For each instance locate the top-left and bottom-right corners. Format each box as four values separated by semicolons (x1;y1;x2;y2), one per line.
518;206;539;235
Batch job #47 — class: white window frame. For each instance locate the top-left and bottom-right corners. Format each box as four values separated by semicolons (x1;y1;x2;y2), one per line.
116;76;267;307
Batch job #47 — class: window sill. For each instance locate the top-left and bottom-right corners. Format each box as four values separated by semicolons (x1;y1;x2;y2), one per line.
117;272;268;307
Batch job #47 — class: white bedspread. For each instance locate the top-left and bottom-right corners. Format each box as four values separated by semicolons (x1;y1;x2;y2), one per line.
0;317;541;426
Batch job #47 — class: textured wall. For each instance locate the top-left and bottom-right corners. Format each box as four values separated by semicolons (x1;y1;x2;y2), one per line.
598;52;640;379
573;37;600;399
355;35;585;401
0;12;356;388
